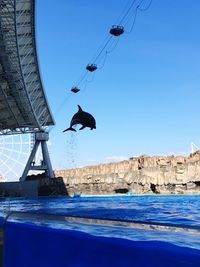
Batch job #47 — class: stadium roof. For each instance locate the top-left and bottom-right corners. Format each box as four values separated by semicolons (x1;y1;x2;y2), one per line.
0;0;55;135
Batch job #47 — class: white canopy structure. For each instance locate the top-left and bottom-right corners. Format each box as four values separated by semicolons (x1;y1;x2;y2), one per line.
0;0;55;180
0;0;54;135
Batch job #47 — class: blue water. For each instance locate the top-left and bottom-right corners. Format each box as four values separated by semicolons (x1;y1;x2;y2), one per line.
1;195;200;250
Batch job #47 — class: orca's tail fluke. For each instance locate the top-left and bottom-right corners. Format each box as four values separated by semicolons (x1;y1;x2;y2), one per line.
63;127;76;132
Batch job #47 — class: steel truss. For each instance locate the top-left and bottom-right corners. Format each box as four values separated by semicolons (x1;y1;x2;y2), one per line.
0;0;54;134
0;0;55;180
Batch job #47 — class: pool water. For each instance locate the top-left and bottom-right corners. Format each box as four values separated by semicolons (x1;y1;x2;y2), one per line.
1;195;200;250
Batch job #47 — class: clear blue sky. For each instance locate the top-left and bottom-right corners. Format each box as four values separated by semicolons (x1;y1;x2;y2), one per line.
36;0;200;170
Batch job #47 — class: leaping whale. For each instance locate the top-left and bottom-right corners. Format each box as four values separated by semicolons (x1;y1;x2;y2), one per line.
63;105;96;132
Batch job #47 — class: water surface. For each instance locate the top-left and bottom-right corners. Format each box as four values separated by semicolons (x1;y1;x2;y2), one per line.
1;195;200;249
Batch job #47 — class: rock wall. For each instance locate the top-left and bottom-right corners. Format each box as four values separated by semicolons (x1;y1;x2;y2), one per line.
55;151;200;195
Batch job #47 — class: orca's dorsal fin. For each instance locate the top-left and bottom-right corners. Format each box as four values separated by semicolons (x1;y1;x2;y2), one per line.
78;105;83;112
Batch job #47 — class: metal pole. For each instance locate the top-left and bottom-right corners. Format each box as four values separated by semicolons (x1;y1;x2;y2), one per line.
41;141;54;178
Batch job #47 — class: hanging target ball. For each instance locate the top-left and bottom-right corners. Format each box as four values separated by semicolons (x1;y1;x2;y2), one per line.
71;87;80;93
86;64;97;72
110;25;124;36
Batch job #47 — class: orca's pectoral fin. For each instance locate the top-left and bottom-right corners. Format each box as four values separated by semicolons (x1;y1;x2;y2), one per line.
63;127;77;132
79;126;86;131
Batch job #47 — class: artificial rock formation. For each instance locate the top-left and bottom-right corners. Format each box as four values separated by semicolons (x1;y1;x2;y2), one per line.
55;151;200;195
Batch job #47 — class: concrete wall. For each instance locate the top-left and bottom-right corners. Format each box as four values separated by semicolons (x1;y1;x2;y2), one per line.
0;177;68;197
0;181;39;197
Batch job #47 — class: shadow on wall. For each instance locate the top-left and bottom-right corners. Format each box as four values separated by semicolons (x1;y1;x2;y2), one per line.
26;173;69;196
0;175;69;197
38;177;69;197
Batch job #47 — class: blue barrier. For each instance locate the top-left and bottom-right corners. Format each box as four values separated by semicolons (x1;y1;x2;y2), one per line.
4;219;200;267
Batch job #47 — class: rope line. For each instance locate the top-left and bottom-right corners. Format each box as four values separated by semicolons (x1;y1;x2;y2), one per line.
114;0;133;25
54;0;153;121
138;0;153;11
92;36;113;64
119;0;137;25
124;6;139;34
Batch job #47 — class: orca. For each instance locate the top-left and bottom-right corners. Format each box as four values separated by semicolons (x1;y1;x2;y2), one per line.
63;105;96;132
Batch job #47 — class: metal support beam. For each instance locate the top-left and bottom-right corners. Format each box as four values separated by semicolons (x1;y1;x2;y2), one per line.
41;140;54;178
20;131;54;181
0;0;55;134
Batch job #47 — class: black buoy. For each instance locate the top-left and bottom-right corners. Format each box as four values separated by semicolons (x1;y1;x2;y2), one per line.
110;25;124;36
71;87;80;93
86;64;97;72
